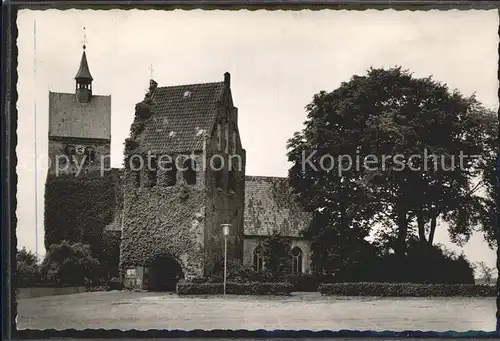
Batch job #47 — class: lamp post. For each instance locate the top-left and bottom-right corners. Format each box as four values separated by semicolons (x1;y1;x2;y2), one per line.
221;223;231;295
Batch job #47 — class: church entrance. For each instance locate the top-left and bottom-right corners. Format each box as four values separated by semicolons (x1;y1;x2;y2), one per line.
146;255;184;292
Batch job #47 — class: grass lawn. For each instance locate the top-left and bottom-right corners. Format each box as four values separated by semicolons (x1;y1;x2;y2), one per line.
17;291;495;331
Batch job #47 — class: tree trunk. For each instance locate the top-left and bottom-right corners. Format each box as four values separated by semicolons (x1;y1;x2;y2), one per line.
428;214;438;245
395;206;408;260
417;210;427;244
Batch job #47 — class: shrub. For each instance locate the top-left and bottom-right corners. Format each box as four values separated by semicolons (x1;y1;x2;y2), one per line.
176;280;294;296
40;241;100;287
208;261;332;292
318;282;496;297
107;277;124;291
16;248;41;287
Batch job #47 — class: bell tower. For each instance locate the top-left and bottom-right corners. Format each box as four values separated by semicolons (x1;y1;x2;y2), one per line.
47;30;111;176
75;29;93;103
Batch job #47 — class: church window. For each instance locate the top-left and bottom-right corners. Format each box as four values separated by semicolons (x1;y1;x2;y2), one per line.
291;247;303;275
253;245;264;272
182;157;197;185
147;157;157;187
165;160;177;187
224;124;229;154
84;147;96;164
216;123;222;151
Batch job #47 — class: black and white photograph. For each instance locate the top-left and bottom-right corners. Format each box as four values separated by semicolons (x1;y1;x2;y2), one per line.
14;8;499;332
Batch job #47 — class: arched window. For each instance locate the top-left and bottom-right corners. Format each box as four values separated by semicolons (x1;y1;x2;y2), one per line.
183;157;196;185
291;247;303;275
65;145;76;164
84;147;96;164
253;245;264;272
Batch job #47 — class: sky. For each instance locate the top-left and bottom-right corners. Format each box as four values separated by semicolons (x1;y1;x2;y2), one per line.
16;9;499;273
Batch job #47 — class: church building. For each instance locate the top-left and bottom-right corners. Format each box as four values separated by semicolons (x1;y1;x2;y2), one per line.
114;73;312;290
45;43;312;291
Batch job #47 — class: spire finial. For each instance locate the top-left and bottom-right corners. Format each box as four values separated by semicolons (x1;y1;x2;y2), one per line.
149;64;154;79
81;26;87;50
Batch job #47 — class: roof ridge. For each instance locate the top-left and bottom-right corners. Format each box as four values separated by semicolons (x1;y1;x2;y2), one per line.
157;81;224;90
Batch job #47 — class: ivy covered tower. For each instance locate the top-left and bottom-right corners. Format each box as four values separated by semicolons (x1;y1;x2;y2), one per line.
120;73;246;290
44;42;115;258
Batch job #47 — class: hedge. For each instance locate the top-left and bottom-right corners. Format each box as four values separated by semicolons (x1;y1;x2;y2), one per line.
176;280;294;296
318;282;497;297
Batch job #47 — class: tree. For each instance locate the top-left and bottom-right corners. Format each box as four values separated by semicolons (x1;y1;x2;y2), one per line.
16;248;40;287
287;67;495;268
40;241;100;286
476;261;495;285
261;231;291;276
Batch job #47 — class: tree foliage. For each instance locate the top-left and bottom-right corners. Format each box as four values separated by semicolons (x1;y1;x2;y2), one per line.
40;241;100;286
262;232;292;276
287;67;496;279
16;248;40;287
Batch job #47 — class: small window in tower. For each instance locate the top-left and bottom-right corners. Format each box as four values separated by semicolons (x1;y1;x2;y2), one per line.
182;157;197;185
164;160;177;187
84;147;96;165
183;91;192;98
147;157;157;188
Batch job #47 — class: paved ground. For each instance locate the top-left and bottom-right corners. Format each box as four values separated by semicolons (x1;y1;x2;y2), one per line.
17;291;496;331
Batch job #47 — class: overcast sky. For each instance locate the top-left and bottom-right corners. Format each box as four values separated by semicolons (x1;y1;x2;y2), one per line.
17;9;498;272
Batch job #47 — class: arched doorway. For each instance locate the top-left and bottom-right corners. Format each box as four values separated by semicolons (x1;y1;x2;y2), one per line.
146;255;184;291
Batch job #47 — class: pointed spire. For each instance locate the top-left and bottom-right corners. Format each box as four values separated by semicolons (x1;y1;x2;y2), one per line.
75;26;93;82
75;49;93;81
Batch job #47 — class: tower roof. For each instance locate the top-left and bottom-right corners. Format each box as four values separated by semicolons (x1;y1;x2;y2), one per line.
140;81;226;153
74;48;93;81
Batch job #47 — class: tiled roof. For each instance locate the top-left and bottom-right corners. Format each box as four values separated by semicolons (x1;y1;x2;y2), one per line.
141;81;226;154
244;176;312;237
74;50;93;81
